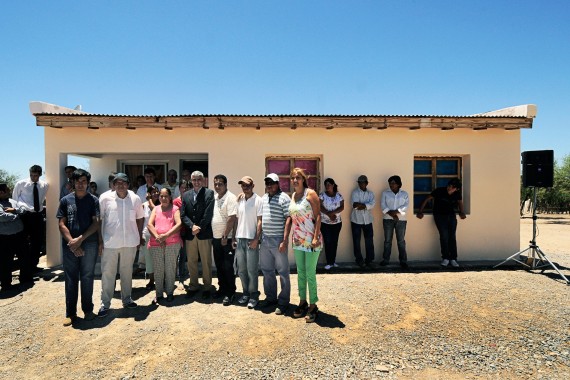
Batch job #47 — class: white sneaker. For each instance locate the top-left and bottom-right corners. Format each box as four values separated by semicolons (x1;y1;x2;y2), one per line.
238;295;249;304
324;265;332;270
333;263;339;268
450;260;459;268
441;259;450;267
247;299;258;309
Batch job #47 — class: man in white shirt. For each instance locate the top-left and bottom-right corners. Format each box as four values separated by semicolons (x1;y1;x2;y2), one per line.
98;173;144;317
162;169;180;198
380;175;409;269
211;174;237;306
12;164;49;272
350;175;375;268
232;176;263;309
136;167;162;203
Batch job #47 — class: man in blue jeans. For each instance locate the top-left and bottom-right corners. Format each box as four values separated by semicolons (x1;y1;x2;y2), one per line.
380;175;410;269
57;169;100;326
350;175;375;268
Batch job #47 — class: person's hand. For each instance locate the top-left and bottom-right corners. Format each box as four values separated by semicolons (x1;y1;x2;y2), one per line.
192;225;201;236
311;236;320;249
416;212;424;219
249;239;259;249
459;212;467;220
278;240;287;253
232;240;237;250
4;207;16;214
98;241;104;256
73;247;85;257
68;236;83;251
221;237;228;246
329;213;337;222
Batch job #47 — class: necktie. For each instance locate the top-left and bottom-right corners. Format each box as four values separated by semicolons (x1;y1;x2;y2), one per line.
33;182;40;212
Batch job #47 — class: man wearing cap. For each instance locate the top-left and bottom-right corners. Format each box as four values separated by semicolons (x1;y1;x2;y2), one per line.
98;173;144;317
181;170;215;299
351;175;376;268
259;173;292;314
13;164;49;273
232;176;263;309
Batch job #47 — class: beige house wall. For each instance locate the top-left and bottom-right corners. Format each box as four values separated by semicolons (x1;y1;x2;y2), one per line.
44;126;521;267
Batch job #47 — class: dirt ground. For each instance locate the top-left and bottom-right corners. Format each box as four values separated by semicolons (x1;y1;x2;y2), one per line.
1;214;569;379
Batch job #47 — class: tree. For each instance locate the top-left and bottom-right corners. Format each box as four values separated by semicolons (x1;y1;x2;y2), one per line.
0;169;18;189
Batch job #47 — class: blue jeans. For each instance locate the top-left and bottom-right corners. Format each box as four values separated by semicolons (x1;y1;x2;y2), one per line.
382;219;407;263
351;222;375;264
434;214;458;260
62;240;98;317
235;238;260;299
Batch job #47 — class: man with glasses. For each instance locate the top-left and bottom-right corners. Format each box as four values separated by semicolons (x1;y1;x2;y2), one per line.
232;176;263;309
380;175;410;269
181;171;215;299
258;173;291;314
98;173;144;317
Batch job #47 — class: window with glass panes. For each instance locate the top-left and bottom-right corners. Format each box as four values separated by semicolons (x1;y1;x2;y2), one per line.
414;157;462;212
265;156;321;194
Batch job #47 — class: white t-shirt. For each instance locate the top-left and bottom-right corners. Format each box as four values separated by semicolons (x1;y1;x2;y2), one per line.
212;191;238;239
235;193;263;240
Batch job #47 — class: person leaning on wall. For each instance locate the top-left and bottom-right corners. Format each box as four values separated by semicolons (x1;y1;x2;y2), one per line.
416;178;466;268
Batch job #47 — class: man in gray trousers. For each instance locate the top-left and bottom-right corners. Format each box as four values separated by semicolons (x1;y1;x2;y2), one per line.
259;173;292;315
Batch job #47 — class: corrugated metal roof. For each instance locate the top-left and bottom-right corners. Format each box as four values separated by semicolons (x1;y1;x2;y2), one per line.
33;112;529;118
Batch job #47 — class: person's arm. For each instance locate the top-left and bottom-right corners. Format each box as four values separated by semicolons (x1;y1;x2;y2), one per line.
351;189;363;209
147;207;159;240
457;200;467;219
398;191;409;216
67;215;100;252
199;190;215;229
222;215;236;246
250;215;262;249
0;205;18;222
181;194;194;230
279;216;292;253
416;195;434;219
364;191;375;210
307;189;322;248
136;217;144;247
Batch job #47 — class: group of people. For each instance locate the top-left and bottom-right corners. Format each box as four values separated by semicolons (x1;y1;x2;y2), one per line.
0;164;466;328
321;174;466;271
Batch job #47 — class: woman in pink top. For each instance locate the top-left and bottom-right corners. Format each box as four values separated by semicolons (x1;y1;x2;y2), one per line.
147;188;182;303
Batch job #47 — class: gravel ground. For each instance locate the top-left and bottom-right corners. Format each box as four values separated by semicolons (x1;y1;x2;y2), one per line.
1;216;569;379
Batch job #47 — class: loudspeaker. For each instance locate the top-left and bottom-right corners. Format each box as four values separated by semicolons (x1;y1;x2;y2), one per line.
522;150;554;187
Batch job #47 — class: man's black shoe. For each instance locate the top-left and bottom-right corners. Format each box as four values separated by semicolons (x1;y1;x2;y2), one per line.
400;262;409;270
380;260;389;266
185;289;199;299
201;290;211;300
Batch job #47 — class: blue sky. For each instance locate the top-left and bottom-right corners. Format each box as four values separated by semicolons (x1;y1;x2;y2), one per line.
1;1;569;178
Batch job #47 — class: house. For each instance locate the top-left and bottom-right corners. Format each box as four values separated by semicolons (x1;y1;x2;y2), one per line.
30;101;536;267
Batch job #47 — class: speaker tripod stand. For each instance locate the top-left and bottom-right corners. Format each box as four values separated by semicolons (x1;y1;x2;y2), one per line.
493;186;569;285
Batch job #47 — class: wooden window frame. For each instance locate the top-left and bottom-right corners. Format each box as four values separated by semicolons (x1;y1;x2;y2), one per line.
413;156;462;213
265;155;321;194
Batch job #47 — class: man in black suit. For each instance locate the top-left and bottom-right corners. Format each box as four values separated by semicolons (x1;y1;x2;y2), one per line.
181;171;215;299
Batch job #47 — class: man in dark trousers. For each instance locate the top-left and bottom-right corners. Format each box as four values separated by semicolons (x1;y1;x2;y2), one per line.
181;171;215;299
416;178;466;268
12;165;48;272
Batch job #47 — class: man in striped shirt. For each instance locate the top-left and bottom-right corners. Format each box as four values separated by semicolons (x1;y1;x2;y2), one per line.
259;173;292;315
